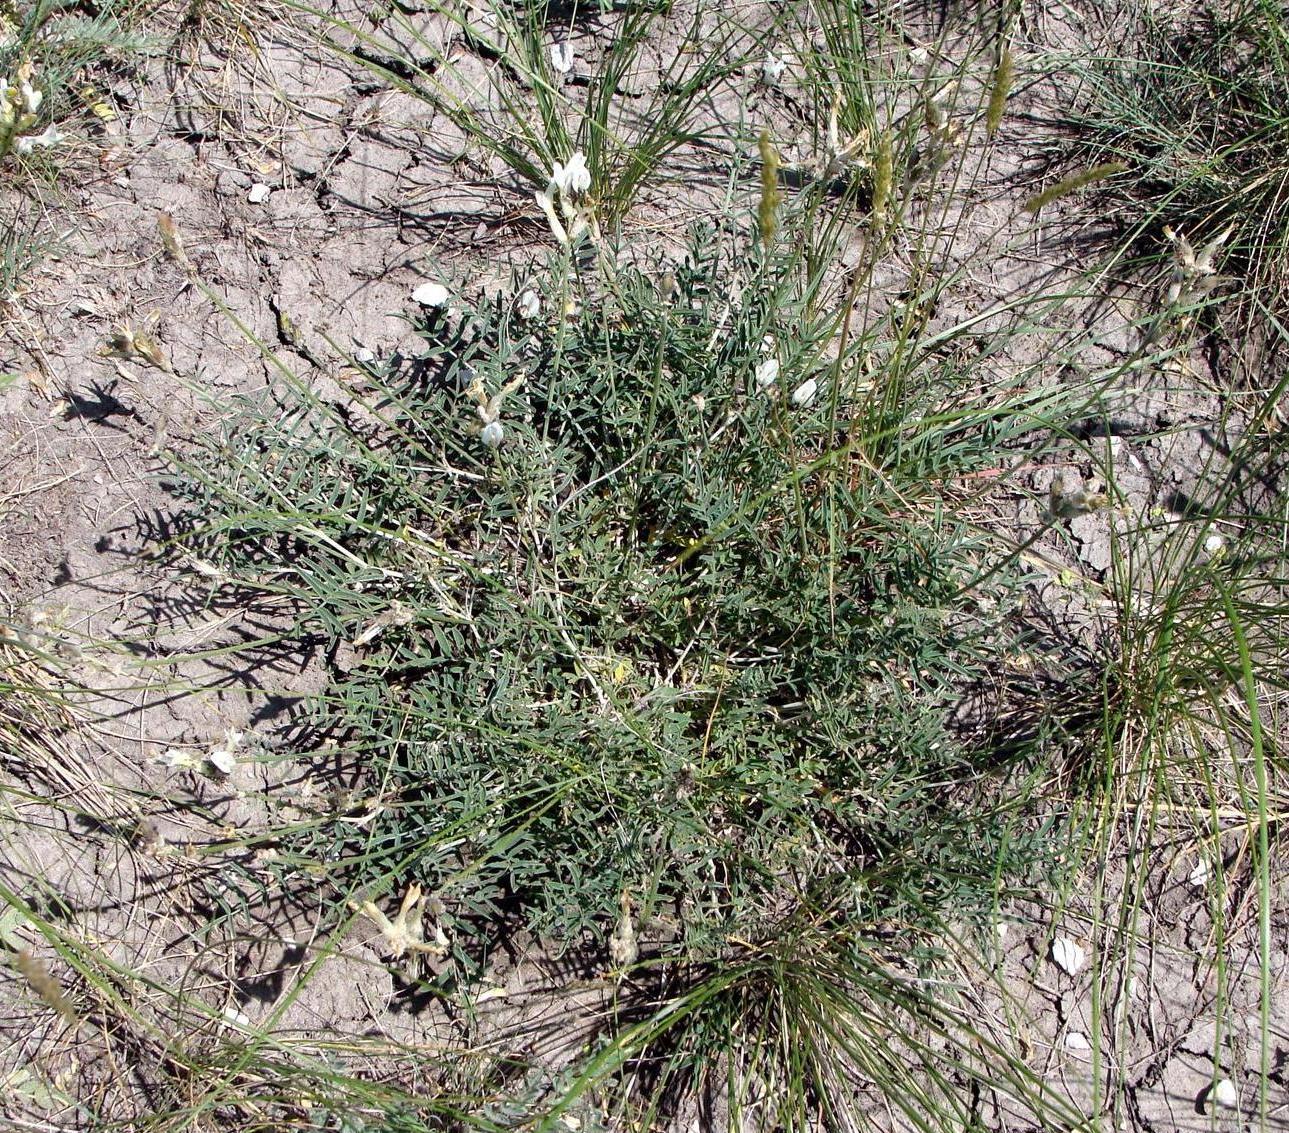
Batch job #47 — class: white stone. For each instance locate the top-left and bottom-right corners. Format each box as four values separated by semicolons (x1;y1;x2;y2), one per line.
1206;1077;1238;1112
412;282;450;308
1051;936;1086;976
247;182;271;204
550;41;574;76
1064;1031;1091;1052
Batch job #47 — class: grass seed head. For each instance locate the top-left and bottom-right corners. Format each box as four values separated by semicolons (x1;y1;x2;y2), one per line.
757;128;782;245
872;131;893;221
12;950;77;1025
1024;162;1129;214
986;47;1013;139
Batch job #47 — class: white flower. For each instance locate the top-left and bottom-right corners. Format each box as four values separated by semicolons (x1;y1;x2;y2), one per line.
1187;857;1211;891
535;180;591;247
208;747;237;775
352;884;448;963
412;282;450;308
754;358;780;390
480;420;505;450
761;52;788;86
18;81;41;116
516;289;541;319
159;748;203;770
550;41;574;76
790;377;818;406
536;152;597;247
207;728;245;775
14;123;61;154
1203;532;1226;556
534;182;569;246
608;904;638;967
551;151;591;196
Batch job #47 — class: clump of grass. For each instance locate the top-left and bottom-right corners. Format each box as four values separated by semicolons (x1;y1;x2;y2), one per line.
1067;1;1289;318
1053;321;1289;1124
307;0;753;229
545;914;1092;1133
0;200;47;306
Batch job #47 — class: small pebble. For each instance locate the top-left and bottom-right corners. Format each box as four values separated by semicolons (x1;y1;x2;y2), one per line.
412;282;449;308
1051;936;1087;976
1206;1077;1238;1112
248;182;271;204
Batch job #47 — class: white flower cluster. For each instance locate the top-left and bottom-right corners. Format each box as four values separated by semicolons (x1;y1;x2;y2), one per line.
1;63;61;158
1165;224;1231;306
534;150;598;248
466;371;525;452
755;340;818;407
